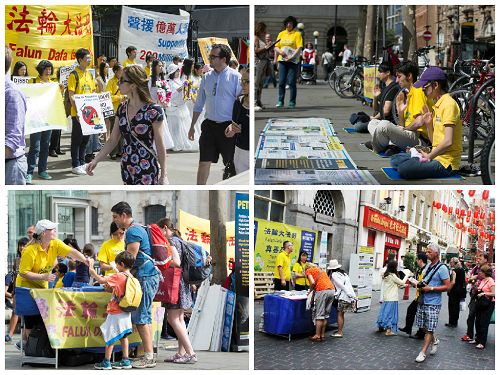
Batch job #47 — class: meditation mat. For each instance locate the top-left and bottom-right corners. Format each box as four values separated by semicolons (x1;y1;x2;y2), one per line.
377;150;405;158
343;127;358;133
381;167;464;181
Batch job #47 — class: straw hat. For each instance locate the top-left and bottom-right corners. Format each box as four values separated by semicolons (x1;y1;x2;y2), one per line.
326;259;342;270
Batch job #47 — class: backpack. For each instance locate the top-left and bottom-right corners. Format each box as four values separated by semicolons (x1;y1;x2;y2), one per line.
178;239;212;285
117;273;143;312
63;70;79;117
24;323;55;358
131;223;172;271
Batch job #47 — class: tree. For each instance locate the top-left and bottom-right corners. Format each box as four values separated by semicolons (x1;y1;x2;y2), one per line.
363;6;376;60
355;6;367;56
209;191;227;285
402;5;417;60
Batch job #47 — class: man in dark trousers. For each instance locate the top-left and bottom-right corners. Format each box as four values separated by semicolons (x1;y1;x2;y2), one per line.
446;257;466;327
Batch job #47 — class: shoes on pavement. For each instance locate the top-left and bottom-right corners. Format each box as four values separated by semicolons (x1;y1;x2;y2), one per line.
173;354;197;364
468;339;477;344
330;333;343;338
398;327;410;334
38;171;52;180
415;352;426;363
25;174;33;184
49;150;58;157
5;334;12;343
429;338;439;355
71;166;87;175
476;344;485;350
132;356;156;368
461;335;472;341
94;359;112;370
164;353;183;362
255;106;263;112
56;150;66;155
287;102;296;108
445;323;457;327
276;101;284;108
364;141;373;151
385;330;397;336
111;358;132;369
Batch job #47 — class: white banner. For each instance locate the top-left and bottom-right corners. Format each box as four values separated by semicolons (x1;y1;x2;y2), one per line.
74;94;107;135
98;92;115;118
118;6;190;66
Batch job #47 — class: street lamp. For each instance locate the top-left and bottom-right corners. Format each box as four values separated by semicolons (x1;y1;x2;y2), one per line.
313;30;319;51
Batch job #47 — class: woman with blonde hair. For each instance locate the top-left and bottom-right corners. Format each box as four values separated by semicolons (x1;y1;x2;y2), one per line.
87;65;168;184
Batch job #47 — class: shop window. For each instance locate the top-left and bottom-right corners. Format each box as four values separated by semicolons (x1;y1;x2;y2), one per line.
91;207;99;236
144;204;166;225
313;191;335;218
255;191;285;221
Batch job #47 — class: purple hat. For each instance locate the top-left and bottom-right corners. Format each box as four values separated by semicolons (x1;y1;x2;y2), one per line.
413;67;447;88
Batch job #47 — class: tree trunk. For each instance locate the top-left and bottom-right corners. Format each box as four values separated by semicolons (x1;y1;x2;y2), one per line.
402;5;417;60
363;5;376;60
355;6;367;56
209;190;227;285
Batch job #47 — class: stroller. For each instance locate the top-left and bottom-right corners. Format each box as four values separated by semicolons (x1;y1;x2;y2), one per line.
300;63;317;84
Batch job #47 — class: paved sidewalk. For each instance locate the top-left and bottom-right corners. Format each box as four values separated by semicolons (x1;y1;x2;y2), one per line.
255;82;483;185
255;289;495;370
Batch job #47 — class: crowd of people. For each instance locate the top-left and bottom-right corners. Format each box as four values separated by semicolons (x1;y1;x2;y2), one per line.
5;201;214;368
271;241;495;363
5;43;249;185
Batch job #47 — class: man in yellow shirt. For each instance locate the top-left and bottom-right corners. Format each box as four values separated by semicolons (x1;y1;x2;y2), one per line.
273;241;294;290
122;46;138;67
391;67;462;179
368;62;432;156
68;48;96;175
97;222;126;275
144;54;154;77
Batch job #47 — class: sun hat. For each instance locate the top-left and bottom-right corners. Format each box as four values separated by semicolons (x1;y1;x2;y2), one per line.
327;259;342;270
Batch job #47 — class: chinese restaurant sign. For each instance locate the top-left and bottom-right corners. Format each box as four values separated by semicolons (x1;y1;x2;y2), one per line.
363;206;409;238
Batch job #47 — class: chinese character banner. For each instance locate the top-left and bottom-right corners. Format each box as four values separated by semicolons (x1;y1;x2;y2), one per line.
30;289;164;349
198;37;238;66
118;6;189;65
5;5;94;76
254;218;319;273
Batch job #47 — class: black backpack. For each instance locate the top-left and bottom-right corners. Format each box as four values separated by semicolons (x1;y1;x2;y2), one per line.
178;239;212;285
24;323;55;358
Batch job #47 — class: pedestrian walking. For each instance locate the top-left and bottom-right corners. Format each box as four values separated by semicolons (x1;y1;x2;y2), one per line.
446;257;466;327
321;49;335;81
339;44;352;66
473;265;495;349
255;22;272;110
414;243;450;363
327;259;356;338
273;241;293;291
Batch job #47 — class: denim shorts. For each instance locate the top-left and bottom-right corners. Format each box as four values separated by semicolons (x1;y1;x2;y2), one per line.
131;273;160;325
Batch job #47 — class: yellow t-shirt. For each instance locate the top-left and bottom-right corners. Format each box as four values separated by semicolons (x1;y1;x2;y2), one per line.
16;239;72;289
273;251;292;281
144;66;151;77
122;58;136;67
432;93;462;170
54;277;64;288
292;261;310;286
33;76;54;84
67;66;96;117
106;76;122;112
404;86;433;140
97;238;125;275
276;29;303;63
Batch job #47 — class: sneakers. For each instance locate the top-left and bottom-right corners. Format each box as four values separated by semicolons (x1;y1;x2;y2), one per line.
72;166;87;175
111;358;132;369
415;352;426;363
287;102;296;108
38;171;52;180
49;150;58;157
276;101;284;108
5;334;12;343
364;141;373;151
25;174;33;184
255;105;263;112
94;359;112;370
164;353;183;363
15;340;26;351
132;356;156;369
429;338;439;354
173;354;197;364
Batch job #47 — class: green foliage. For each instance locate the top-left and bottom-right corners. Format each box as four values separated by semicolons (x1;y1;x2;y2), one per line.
403;252;416;273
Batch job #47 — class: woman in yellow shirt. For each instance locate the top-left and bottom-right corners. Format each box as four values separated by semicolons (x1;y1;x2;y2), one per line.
292;251;309;291
16;219;89;338
97;222;125;275
274;16;303;108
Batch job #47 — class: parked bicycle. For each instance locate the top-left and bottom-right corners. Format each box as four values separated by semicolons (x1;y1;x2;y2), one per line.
333;56;369;99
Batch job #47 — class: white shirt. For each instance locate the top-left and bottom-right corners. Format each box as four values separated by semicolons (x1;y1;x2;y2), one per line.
342;48;352;64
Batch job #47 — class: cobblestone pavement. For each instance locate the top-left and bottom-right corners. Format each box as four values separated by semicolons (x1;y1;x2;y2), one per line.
254;289;495;370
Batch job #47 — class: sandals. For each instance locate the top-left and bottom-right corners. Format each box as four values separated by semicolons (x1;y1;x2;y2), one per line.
330;333;343;338
468;340;477;345
309;336;322;342
385;330;397;336
476;344;485;350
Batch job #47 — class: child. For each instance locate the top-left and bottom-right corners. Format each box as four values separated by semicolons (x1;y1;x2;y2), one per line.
88;251;136;370
72;243;94;288
54;263;68;288
376;260;410;336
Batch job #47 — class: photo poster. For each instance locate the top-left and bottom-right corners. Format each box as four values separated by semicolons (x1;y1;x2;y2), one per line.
178;209;235;270
254;218;318;273
363;66;377;100
5;5;94;77
198;37;238;66
119;6;189;65
98;92;115;118
74;94;106;135
59;63;78;88
17;82;68;135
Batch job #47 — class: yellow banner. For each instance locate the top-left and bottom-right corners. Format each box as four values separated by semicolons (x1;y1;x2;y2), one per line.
17;82;68;135
30;289;164;349
197;37;238;66
254;218;318;273
363;66;377;100
6;5;94;77
178;209;235;268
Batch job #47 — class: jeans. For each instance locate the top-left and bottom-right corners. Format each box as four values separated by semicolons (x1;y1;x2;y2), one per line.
278;61;298;104
5;155;27;185
85;133;101;155
353;121;369;133
70;117;90;168
27;130;52;175
390;153;455;179
131;273;160;325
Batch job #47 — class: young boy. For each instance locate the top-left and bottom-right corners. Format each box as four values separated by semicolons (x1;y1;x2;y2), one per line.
88;251;135;370
72;243;94;288
54;263;68;288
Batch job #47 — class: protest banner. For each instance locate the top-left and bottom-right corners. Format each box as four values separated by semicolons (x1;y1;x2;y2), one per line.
31;288;164;349
5;5;94;77
254;218;318;272
98;92;115;118
363;66;377;100
119;6;189;66
178;209;235;267
74;94;106;135
17;82;68;135
198;37;238;65
12;76;34;84
59;63;78;88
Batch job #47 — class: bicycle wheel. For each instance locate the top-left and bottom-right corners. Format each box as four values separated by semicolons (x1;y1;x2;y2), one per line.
328;70;337;91
334;71;356;99
481;129;495;185
351;73;364;98
449;75;471;92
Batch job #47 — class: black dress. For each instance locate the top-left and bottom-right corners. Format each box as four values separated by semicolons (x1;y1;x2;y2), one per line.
117;102;164;185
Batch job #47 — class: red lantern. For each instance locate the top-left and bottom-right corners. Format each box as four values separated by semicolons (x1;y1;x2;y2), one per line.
482;190;490;200
442;204;447;212
457;190;463;193
436;202;442;209
492;224;495;232
468;190;476;197
448;206;453;215
480;212;485;220
474;211;479;219
480;231;485;238
432;200;436;208
466;217;471;223
489;211;495;221
455;208;460;215
464;210;469;217
491;235;495;242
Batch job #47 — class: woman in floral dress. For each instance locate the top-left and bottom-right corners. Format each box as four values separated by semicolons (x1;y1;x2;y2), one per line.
87;65;168;184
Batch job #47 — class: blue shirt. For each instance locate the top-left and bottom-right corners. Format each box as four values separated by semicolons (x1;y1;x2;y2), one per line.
126;221;157;277
193;66;242;122
5;77;27;158
74;262;90;283
422;262;450;305
63;271;76;287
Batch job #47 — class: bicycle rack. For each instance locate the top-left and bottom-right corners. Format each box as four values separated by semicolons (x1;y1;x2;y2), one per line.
468;76;495;164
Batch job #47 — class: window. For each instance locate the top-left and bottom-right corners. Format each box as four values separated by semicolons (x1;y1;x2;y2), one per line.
411;194;417;223
418;200;425;228
144;205;166;225
313;191;335;217
255;190;285;221
91;207;99;236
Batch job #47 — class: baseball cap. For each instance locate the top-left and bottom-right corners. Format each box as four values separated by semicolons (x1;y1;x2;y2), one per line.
35;219;58;235
413;66;447;88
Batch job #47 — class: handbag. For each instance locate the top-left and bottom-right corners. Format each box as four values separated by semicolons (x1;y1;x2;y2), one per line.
154;266;182;304
476;295;492;310
223;160;237;180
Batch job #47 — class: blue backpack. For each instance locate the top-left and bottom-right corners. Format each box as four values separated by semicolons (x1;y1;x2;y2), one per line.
179;240;212;285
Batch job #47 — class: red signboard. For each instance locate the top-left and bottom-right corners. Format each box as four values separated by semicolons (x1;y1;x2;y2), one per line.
363;206;409;238
385;233;402;248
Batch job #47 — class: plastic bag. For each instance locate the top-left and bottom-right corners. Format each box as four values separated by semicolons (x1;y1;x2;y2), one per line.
460;299;467;311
